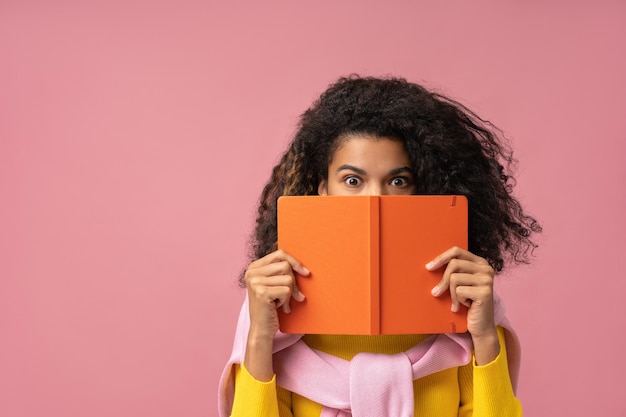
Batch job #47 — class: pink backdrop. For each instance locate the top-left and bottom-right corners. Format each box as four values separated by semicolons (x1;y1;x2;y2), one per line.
2;1;625;416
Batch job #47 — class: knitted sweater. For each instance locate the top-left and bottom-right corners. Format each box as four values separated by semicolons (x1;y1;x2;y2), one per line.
219;296;522;417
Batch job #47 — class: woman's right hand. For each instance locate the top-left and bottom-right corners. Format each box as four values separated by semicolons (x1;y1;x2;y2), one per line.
243;249;309;381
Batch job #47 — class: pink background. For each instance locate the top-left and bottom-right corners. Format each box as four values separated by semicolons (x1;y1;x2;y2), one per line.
1;1;625;416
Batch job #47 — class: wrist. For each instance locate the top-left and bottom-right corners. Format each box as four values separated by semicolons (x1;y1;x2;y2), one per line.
472;328;500;366
244;331;275;382
247;325;277;346
246;333;275;353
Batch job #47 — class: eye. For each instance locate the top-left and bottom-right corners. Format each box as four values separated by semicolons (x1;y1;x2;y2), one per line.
344;176;362;187
389;177;411;187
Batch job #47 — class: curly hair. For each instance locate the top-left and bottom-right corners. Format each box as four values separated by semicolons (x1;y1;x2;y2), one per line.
240;75;541;286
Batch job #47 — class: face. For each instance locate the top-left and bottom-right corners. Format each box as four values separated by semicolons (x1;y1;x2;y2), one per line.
318;135;415;196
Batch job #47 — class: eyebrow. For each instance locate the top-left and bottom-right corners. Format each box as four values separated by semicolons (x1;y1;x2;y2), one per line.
335;164;413;176
388;166;413;176
336;164;367;175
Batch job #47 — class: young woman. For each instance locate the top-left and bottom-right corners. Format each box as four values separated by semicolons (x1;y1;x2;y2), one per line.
219;76;541;417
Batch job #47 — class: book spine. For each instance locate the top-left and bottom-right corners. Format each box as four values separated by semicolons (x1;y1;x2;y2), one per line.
370;196;381;335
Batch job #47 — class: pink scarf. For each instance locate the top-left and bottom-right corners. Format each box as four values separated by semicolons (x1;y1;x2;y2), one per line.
218;293;520;417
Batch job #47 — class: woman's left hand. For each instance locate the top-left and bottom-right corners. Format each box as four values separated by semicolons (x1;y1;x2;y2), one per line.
426;246;500;365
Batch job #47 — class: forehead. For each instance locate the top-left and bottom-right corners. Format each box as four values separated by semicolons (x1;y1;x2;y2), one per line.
329;135;411;167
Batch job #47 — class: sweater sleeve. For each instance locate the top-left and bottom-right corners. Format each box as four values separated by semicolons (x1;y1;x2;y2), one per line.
230;362;293;417
459;326;523;417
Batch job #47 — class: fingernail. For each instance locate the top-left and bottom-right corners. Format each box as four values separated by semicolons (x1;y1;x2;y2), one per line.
301;266;310;275
431;286;440;296
294;292;305;302
425;261;435;270
451;303;458;313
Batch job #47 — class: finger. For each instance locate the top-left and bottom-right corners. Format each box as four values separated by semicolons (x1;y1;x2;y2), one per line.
452;284;474;309
249;260;296;281
455;285;492;306
257;284;298;314
431;258;468;297
291;283;305;302
277;284;304;314
261;249;311;277
248;274;304;312
259;261;307;302
433;268;479;304
445;258;492;275
451;270;495;310
449;272;460;312
246;259;307;294
425;246;488;271
268;250;310;301
248;275;292;297
429;256;492;298
448;270;493;288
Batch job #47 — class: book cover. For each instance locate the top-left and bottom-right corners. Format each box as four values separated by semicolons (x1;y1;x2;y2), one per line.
277;195;468;335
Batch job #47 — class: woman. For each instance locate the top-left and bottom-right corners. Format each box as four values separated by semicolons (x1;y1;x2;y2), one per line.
219;75;541;416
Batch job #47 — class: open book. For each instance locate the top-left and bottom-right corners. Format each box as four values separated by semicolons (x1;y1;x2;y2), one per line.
277;195;468;335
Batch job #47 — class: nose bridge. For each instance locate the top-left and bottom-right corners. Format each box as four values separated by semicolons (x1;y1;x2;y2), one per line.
366;181;385;196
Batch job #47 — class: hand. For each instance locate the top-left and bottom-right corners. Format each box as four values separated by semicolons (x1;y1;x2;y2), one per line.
426;246;500;365
243;249;309;380
245;249;309;339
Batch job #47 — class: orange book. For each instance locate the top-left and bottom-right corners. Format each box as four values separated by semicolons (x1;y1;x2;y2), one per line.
277;195;468;335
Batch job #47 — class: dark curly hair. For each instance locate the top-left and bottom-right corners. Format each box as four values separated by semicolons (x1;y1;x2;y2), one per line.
240;75;541;286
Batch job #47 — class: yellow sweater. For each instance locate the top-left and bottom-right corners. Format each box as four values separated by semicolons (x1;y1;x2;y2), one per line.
230;327;521;416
